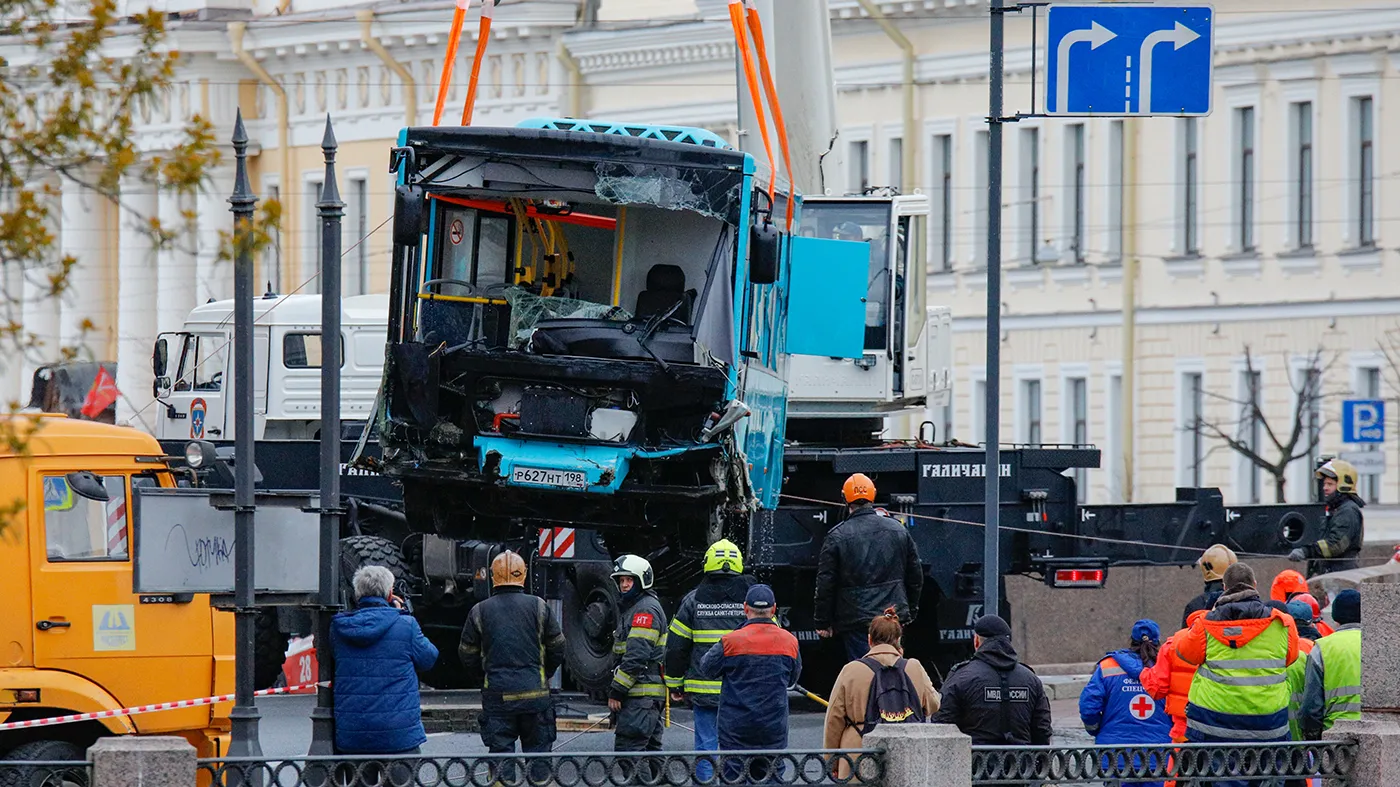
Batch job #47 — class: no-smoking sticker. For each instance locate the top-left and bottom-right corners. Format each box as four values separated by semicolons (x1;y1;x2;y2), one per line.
449;219;465;245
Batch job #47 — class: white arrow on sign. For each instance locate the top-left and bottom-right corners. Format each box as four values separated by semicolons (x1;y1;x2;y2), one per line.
1055;21;1117;113
1138;22;1201;114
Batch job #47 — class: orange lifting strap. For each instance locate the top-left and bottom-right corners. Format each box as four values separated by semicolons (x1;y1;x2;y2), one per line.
743;0;795;230
727;0;776;206
431;0;471;126
461;0;495;126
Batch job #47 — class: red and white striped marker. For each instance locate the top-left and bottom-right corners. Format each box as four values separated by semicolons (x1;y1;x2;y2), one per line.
105;494;127;557
537;527;575;559
0;682;327;732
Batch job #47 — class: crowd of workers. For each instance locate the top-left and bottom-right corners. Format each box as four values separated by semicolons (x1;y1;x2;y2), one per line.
319;458;1368;782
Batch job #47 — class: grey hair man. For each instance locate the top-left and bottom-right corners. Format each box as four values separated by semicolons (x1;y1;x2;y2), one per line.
331;564;439;754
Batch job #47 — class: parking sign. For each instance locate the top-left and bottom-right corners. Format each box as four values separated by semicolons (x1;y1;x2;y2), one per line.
1342;400;1385;443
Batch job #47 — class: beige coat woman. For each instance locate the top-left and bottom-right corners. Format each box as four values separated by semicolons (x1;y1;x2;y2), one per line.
822;644;941;776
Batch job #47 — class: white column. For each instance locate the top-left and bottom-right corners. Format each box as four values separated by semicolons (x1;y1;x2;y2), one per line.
20;181;63;401
116;177;158;429
157;188;198;334
195;162;235;303
59;177;112;357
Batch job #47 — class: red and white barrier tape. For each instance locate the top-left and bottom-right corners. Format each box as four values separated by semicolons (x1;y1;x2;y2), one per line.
0;682;329;731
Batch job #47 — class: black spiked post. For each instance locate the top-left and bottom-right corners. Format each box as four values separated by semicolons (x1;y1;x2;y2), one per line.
309;115;344;756
228;109;264;758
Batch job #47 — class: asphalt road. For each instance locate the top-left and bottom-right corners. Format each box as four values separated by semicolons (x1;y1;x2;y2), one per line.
254;696;1092;759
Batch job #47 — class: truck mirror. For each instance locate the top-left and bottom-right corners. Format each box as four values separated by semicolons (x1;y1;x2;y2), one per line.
153;337;168;377
393;184;426;248
153;376;172;400
65;471;109;502
749;221;779;285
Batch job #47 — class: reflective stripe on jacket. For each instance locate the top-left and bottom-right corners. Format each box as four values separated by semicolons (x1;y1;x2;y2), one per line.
664;573;754;708
1177;595;1299;743
1300;625;1361;734
611;593;668;701
1285;638;1315;740
1078;652;1172;746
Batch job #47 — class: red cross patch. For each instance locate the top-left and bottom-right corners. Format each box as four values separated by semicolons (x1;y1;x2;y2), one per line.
632;613;654;629
1129;694;1156;720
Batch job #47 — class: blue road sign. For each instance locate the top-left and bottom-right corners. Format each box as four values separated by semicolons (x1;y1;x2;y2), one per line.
1342;399;1385;444
1046;4;1214;116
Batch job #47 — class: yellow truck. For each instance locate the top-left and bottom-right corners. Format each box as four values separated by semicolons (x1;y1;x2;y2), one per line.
0;414;232;765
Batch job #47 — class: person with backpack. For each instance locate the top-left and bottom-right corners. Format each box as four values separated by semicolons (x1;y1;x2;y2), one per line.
823;608;940;779
1079;620;1172;787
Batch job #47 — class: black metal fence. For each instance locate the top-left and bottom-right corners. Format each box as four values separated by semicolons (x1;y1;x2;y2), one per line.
197;749;884;787
971;740;1356;785
0;759;92;786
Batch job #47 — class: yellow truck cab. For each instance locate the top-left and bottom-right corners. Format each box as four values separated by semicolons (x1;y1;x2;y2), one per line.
0;415;232;763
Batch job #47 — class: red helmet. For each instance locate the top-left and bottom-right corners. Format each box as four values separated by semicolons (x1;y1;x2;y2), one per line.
1294;593;1322;620
842;473;876;503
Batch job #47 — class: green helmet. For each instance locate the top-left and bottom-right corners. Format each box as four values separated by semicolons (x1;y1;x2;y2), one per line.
703;539;744;574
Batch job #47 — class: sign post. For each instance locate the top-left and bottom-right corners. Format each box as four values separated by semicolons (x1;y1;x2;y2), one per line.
1341;398;1386;487
980;2;1215;618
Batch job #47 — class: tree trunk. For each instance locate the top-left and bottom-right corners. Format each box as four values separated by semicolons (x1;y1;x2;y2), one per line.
1274;472;1288;504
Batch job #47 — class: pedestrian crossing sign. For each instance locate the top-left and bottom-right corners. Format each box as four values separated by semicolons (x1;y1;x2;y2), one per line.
92;604;136;651
43;477;73;511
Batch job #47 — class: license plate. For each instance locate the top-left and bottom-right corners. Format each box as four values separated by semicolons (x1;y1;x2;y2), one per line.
510;466;588;489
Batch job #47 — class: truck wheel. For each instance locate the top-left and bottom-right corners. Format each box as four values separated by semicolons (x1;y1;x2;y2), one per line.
339;535;416;606
254;609;290;690
0;740;87;787
562;563;619;701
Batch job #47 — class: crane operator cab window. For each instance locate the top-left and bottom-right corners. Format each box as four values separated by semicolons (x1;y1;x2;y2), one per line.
799;202;892;351
43;472;129;562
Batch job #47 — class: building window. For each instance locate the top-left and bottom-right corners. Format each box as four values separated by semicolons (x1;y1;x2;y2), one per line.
972;378;987;445
1108;120;1124;260
1293;102;1313;249
1242;369;1262;504
850;140;870;193
1021;127;1040;264
307;179;324;294
1356;96;1375;247
1069;377;1088;502
1182;118;1199;255
265;183;282;291
351;177;369;295
1302;365;1321;494
974;130;989;267
1181;371;1204;487
1236;106;1255;252
1023;379;1042;444
933;134;953;271
1360;367;1382;503
1107;374;1123;502
888;137;903;189
1069;124;1085;263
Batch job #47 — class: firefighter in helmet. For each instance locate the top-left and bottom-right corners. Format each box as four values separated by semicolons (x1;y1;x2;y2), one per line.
1290;459;1365;576
814;473;925;662
459;550;565;781
609;554;669;762
665;539;755;778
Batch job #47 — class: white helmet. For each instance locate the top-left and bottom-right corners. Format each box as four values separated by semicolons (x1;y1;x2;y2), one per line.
611;554;654;591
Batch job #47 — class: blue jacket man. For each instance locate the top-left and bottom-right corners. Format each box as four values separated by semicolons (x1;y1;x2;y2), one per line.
331;565;439;754
698;584;802;752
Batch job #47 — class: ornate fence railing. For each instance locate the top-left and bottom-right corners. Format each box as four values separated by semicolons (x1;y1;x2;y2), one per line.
197;748;885;787
0;759;92;786
971;740;1357;785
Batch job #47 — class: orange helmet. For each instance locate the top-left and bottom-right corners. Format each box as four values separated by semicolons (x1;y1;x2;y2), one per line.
1294;592;1322;620
1270;570;1308;603
842;473;876;503
491;550;527;588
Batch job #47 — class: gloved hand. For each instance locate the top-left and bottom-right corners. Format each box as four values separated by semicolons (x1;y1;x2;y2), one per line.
1288;548;1307;563
670;691;686;705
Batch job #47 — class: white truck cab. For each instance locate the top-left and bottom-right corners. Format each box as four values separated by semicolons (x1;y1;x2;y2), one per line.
788;194;953;421
151;294;387;441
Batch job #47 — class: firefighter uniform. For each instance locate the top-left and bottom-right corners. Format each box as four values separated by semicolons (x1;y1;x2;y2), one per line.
1292;460;1365;576
610;555;668;754
458;551;565;772
665;539;753;778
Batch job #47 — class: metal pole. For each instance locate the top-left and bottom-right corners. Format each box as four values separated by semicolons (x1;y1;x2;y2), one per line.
309;115;344;756
983;0;1005;619
227;110;263;758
